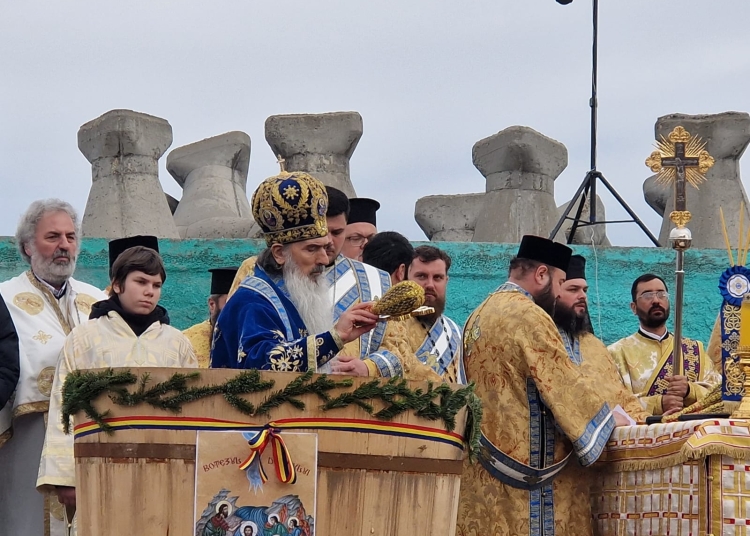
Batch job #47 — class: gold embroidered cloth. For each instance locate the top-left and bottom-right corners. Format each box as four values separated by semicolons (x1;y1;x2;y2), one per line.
593;419;750;536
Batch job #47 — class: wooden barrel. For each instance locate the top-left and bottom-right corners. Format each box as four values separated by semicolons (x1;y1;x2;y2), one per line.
73;368;467;535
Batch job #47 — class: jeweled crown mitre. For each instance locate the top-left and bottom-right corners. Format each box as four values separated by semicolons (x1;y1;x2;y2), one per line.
251;169;329;246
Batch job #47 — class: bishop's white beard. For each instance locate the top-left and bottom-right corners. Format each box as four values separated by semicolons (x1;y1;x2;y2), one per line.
282;252;333;335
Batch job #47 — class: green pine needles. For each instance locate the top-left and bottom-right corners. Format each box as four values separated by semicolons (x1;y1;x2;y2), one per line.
61;369;482;458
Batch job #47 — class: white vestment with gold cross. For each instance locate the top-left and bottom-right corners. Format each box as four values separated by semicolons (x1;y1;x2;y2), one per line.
0;271;106;536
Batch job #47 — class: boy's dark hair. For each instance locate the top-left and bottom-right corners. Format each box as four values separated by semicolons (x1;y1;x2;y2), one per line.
630;273;667;302
110;246;166;296
362;231;414;276
326;186;350;221
412;245;452;273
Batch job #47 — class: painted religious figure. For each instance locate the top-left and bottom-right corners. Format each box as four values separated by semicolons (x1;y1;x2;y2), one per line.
195;432;317;536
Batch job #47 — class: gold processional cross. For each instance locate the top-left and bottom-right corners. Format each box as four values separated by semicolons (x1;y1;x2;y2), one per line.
645;126;715;377
645;126;715;229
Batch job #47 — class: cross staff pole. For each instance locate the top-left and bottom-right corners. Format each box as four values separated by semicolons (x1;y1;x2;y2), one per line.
645;126;713;380
664;143;698;378
673;242;686;377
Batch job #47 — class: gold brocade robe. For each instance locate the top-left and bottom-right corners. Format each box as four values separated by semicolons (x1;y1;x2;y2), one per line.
346;319;440;382
37;311;198;494
607;331;720;415
183;320;212;368
575;333;650;422
457;284;615;536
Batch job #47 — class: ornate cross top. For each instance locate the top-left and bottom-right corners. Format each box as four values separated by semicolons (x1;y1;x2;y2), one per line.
645;126;715;228
276;154;287;173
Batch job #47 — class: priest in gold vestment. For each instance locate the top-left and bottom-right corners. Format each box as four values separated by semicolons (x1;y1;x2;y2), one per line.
37;242;197;532
608;273;720;416
456;236;627;536
402;245;465;384
183;267;238;368
552;255;649;422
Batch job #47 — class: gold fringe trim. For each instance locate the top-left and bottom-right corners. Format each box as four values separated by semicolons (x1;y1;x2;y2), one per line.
598;450;694;472
600;440;750;472
682;443;750;462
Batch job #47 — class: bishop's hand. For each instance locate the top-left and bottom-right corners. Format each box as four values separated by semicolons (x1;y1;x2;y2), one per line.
334;302;378;344
330;354;370;376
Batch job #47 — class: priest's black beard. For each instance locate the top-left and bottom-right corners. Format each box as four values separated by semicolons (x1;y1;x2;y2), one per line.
553;302;594;338
637;303;670;329
533;280;557;316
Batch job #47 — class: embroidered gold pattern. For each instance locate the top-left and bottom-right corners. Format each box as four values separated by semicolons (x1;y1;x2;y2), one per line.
74;293;98;316
13;292;44;315
37;366;56;397
33;330;53;345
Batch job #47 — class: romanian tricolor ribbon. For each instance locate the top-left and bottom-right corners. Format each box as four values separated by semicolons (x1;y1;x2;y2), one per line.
239;427;296;485
73;415;465;449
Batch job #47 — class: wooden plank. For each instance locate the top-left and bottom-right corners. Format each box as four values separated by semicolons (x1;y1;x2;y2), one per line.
318;452;463;474
76;457;195;536
317;468;367;535
74;442;196;460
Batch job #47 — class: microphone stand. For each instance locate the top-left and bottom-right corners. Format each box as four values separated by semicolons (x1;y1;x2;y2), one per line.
549;0;660;246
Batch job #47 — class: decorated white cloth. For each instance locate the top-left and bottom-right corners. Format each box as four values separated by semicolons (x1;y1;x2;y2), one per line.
0;271;105;435
593;418;750;536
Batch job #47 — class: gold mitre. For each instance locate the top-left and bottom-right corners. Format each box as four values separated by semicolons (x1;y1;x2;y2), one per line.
251;163;328;247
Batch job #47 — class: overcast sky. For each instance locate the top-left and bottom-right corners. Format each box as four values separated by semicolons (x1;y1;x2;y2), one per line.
1;1;749;247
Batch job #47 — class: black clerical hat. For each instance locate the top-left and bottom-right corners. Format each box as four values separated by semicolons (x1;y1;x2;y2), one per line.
108;236;160;270
209;267;239;295
566;255;586;280
516;235;572;272
348;198;380;226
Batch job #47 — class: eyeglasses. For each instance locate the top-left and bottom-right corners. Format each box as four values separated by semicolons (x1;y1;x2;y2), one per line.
637;291;669;301
345;234;373;247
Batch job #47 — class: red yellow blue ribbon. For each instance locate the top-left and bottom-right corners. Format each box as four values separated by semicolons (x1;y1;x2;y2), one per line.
73;415;465;450
238;428;296;485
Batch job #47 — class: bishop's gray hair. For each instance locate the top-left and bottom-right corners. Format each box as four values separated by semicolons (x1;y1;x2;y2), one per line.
15;199;80;264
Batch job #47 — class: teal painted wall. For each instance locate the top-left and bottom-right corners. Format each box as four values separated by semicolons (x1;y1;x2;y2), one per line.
0;238;727;346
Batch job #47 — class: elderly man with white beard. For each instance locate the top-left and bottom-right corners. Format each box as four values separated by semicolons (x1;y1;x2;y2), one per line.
0;199;107;536
211;169;381;373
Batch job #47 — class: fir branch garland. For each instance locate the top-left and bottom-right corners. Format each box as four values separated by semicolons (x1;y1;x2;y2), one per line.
61;368;483;458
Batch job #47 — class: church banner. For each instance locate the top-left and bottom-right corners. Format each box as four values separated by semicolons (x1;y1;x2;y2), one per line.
195;431;317;536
